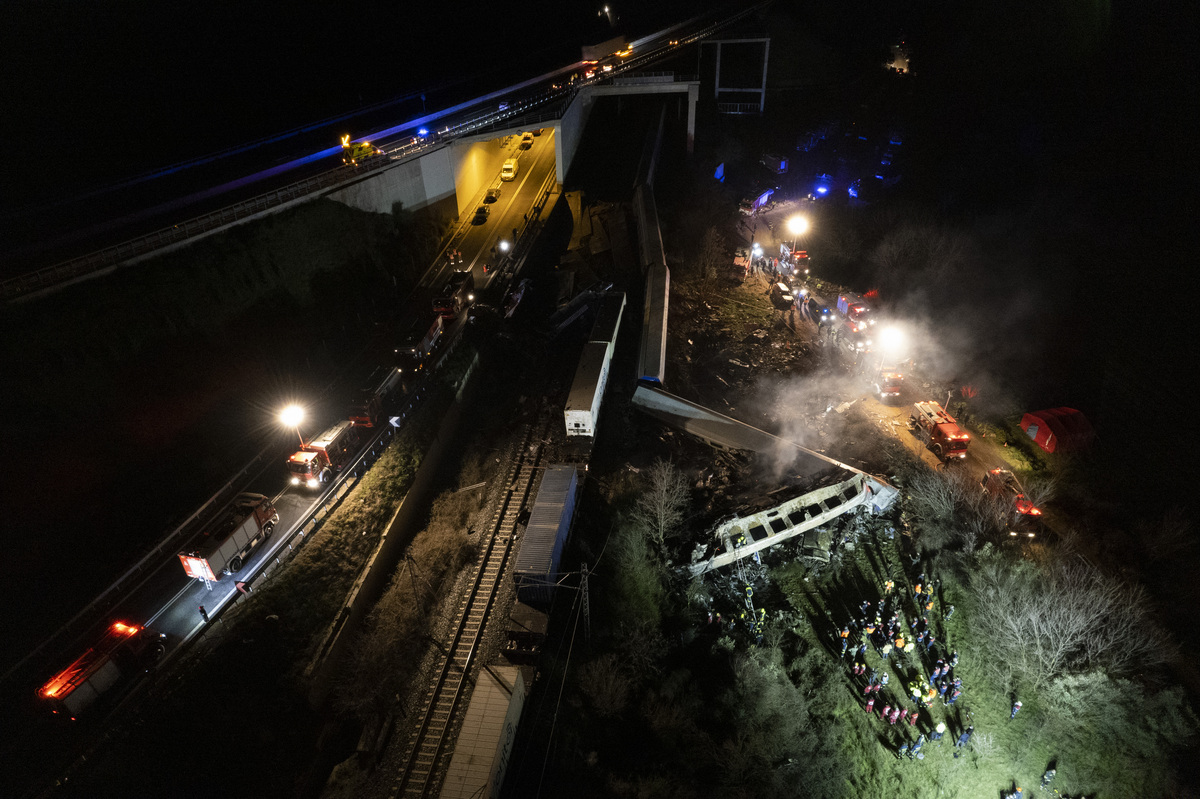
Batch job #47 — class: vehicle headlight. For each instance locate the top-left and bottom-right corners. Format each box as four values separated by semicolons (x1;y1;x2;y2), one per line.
307;479;319;488
291;477;300;485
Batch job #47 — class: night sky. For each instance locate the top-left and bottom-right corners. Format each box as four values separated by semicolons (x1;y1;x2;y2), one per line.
0;0;700;217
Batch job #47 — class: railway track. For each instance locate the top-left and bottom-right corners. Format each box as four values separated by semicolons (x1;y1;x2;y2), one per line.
389;417;545;798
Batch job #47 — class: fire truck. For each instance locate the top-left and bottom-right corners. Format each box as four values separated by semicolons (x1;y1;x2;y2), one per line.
395;313;444;370
287;420;359;488
179;492;279;581
981;468;1043;537
837;292;875;334
874;371;905;403
348;366;403;427
908;401;970;462
38;621;166;719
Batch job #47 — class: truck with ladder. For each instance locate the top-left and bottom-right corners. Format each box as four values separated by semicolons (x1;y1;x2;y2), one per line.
37;621;166;719
908;401;970;462
178;492;279;581
286;420;359;488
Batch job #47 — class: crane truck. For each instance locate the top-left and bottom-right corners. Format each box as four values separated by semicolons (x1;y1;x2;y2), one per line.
38;621;167;719
286;420;359;488
908;401;970;462
179;492;279;581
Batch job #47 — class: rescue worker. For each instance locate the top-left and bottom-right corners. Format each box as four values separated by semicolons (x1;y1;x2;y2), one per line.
955;725;973;748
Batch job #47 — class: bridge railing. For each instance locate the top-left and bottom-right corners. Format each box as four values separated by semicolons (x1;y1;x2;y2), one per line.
0;149;412;300
2;0;759;301
0;92;574;302
609;71;698;83
717;101;763;115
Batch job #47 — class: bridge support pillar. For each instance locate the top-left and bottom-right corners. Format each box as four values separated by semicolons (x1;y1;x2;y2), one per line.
686;83;699;154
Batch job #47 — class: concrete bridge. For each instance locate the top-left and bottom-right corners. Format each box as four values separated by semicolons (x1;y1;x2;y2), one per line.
4;75;699;302
327;76;700;222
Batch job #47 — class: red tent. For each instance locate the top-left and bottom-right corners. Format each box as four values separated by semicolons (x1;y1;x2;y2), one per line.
1019;408;1094;454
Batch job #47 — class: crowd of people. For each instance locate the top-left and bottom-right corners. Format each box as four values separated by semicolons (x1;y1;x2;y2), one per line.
833;564;975;763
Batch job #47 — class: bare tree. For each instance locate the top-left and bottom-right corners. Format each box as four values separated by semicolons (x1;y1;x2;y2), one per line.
577;653;631;717
904;466;1002;552
1021;473;1059;509
1141;507;1191;563
694;227;726;298
633;459;690;550
968;553;1168;689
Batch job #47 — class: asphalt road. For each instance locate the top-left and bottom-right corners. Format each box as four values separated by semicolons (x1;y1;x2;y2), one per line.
0;116;572;799
35;127;565;677
421;129;559;296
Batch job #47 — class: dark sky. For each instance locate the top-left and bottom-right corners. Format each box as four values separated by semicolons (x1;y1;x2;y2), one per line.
0;0;718;221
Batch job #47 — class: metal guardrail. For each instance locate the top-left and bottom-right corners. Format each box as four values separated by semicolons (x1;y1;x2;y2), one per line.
717;102;763;115
0;91;569;303
0;4;753;304
1;369;432;690
0;143;426;301
0;441;278;685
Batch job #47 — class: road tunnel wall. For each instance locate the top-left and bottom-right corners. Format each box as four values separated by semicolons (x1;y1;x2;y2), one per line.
449;139;515;218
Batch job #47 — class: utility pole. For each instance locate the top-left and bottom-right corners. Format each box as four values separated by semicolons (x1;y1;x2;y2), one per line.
581;562;591;650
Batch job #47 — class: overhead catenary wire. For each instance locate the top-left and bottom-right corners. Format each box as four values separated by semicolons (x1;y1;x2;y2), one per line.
535;585;584;799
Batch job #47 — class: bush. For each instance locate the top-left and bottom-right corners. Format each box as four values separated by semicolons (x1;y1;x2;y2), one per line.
335;513;476;720
1041;672;1196;796
611;520;667;628
967;549;1169;690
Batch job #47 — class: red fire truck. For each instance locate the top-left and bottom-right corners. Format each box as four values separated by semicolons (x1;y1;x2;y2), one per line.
348;366;403;427
38;621;166;719
287;420;358;488
837;292;874;334
908;401;970;462
981;468;1043;537
179;492;279;580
